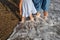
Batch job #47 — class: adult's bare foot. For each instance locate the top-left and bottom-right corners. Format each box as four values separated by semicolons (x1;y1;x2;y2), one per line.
30;18;34;22
43;11;48;20
36;12;41;18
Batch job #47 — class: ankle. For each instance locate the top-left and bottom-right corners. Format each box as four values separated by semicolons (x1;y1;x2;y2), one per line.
44;11;48;17
30;14;34;19
37;12;40;15
30;17;34;21
21;17;25;21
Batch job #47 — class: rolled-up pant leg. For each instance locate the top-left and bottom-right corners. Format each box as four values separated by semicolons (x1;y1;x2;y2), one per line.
42;0;50;11
32;0;43;12
33;0;50;12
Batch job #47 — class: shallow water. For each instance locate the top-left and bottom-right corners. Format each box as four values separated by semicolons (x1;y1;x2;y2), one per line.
7;0;60;40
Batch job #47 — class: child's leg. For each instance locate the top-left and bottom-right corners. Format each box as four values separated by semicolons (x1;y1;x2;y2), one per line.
29;13;34;21
19;0;23;16
21;16;25;23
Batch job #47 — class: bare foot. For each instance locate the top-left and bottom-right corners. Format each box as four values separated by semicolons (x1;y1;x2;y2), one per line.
36;12;41;18
21;20;25;23
30;14;34;22
21;17;25;23
30;18;34;22
43;11;48;20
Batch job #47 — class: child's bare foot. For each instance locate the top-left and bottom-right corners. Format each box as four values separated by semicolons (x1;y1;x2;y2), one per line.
21;17;25;23
43;11;48;20
36;12;41;18
21;20;25;23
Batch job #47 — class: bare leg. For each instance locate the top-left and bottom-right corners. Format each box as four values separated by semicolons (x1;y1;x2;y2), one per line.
29;14;34;21
43;11;48;20
21;16;25;23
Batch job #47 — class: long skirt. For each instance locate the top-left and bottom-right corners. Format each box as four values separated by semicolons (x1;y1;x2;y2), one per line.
22;0;37;17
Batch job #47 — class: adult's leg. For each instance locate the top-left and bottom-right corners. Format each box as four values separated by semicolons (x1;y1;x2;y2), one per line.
42;0;50;20
43;11;48;20
33;0;43;17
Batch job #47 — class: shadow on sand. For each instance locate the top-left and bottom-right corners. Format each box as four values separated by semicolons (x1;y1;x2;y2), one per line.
0;0;21;21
